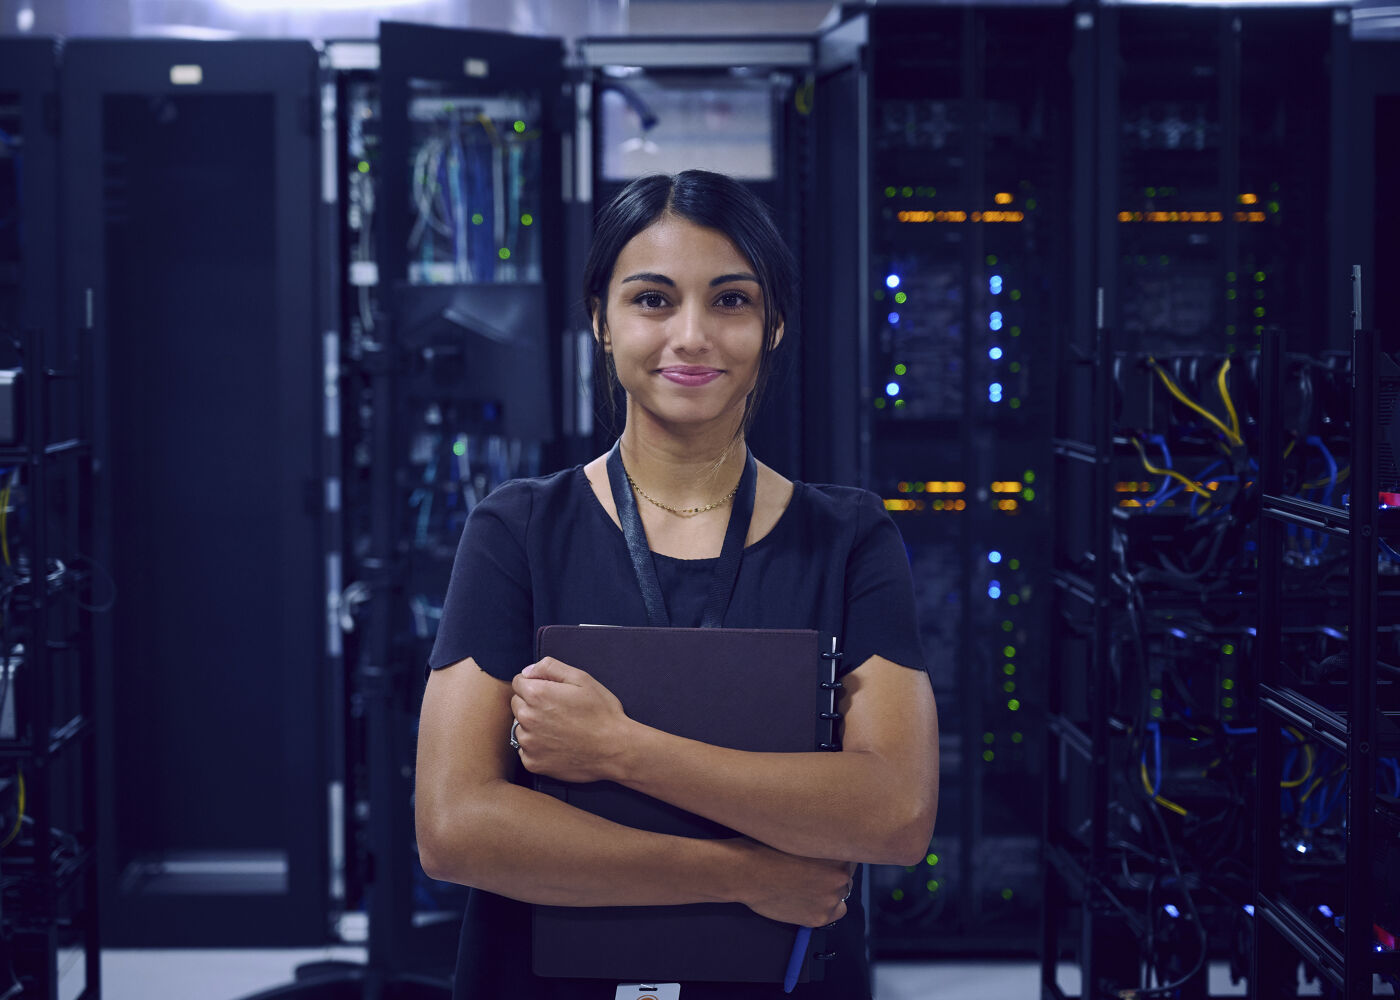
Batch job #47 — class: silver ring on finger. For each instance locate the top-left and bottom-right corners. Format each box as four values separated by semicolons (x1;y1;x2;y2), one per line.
509;718;521;751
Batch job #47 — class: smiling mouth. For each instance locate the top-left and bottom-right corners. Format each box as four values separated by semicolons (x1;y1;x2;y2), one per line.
658;367;724;385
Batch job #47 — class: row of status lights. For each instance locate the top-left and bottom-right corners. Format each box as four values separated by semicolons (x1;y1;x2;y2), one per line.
885;475;1036;513
1118;210;1270;224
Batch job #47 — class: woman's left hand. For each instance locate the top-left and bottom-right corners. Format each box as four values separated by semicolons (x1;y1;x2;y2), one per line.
510;658;635;783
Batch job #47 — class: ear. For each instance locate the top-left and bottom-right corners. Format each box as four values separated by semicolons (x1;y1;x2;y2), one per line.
770;319;785;351
590;301;611;352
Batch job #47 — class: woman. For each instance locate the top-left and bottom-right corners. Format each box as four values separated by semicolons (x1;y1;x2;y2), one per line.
415;170;939;999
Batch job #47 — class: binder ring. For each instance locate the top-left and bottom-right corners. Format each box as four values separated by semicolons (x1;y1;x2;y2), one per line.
509;718;521;751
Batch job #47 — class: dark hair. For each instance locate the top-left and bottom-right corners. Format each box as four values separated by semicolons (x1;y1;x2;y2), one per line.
583;170;798;435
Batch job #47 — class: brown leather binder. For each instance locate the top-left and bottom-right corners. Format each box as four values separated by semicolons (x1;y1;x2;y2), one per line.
530;625;839;983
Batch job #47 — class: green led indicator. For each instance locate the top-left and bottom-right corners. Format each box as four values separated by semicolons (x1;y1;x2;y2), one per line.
984;732;995;744
1007;699;1021;712
901;186;914;198
1001;888;1014;901
1011;732;1024;743
1025;197;1037;210
895;291;908;304
927;880;941;893
982;750;995;762
1009;558;1021;570
1227;271;1237;283
1146;186;1157;197
471;212;485;225
1024;470;1035;484
1223;678;1235;690
1007;595;1020;606
1151;688;1162;700
1003;645;1016;658
452;440;466;457
1022;487;1035;502
1009;362;1022;373
498;248;512;260
513;120;526;133
1254;307;1266;318
1003;681;1015;694
1254;271;1266;282
357;160;370;174
874;398;887;410
1223;643;1235;655
894;364;907;376
986;254;998;266
1152;706;1165;718
894;399;906;408
885;186;897;198
1267;200;1280;214
521;214;534;226
1002;620;1014;632
927;853;940;866
1004;664;1016;675
1009;290;1022;301
1227;290;1237;300
892;889;905;901
1222;696;1235;708
1009;398;1022;410
1010;326;1022;338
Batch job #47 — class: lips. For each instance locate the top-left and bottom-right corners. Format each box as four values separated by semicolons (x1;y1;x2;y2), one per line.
658;366;723;387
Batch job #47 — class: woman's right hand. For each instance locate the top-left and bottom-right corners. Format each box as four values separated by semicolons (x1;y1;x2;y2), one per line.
727;839;856;927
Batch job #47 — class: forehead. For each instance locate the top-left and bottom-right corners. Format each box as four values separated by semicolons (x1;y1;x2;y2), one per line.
611;215;755;282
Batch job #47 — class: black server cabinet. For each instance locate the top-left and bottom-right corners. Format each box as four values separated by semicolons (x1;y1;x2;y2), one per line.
63;39;328;946
332;24;569;977
0;36;103;1000
577;36;815;479
812;6;1069;955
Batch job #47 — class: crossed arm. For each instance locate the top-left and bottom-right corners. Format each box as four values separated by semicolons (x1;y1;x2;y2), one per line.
414;652;938;927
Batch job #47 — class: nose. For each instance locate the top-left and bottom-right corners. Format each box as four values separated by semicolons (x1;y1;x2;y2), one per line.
669;301;712;354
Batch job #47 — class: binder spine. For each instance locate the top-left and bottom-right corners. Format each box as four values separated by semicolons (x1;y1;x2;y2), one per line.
818;636;843;752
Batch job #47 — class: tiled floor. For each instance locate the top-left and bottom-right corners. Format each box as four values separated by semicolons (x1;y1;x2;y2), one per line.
92;951;1399;999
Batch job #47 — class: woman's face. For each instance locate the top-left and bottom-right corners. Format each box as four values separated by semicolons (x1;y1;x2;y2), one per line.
597;214;779;436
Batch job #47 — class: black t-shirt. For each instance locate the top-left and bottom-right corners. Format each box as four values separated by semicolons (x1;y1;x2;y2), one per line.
428;465;928;1000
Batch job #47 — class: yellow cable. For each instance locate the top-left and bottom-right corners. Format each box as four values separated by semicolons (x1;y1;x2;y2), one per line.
1283;439;1296;459
1140;761;1190;817
1;770;24;849
1215;359;1242;443
1280;743;1315;788
1132;439;1215;499
1147;357;1243;446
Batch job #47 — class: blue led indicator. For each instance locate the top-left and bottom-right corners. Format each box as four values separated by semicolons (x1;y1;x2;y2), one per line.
988;551;1003;564
989;275;1003;295
1163;904;1181;919
989;347;1003;360
886;274;901;289
990;382;1004;394
990;311;1004;331
987;582;1002;599
885;382;901;397
888;312;901;325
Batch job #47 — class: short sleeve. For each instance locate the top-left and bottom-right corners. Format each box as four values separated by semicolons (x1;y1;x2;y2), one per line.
840;492;926;677
427;481;535;681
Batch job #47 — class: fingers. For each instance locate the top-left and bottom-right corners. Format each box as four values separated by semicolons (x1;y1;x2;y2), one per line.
518;656;584;685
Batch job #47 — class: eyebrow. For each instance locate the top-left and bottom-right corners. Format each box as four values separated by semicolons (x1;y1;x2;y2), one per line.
619;271;760;287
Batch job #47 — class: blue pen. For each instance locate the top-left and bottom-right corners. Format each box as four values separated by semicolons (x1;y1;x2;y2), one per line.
784;925;811;993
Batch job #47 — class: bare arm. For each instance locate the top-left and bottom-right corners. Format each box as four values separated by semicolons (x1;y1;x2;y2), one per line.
511;654;939;866
414;657;854;926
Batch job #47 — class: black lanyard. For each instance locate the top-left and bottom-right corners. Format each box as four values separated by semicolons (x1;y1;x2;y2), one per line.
606;440;758;629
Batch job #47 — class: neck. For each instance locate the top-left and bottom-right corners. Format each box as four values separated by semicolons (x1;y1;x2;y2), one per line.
618;411;747;509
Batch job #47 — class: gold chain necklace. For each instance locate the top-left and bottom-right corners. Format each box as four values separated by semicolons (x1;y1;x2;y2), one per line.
624;470;741;516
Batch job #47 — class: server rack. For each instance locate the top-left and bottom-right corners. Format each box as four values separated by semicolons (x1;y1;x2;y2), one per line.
813;4;1069;956
0;36;101;999
63;39;329;947
575;35;815;479
1043;6;1352;998
328;23;571;983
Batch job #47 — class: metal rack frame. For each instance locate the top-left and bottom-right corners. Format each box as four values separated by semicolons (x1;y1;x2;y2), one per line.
1251;272;1400;998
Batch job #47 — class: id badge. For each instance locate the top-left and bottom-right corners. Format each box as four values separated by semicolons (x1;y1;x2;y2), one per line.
614;985;680;1000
